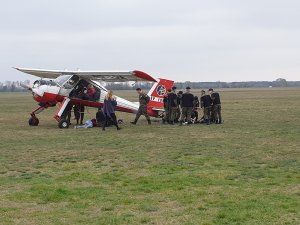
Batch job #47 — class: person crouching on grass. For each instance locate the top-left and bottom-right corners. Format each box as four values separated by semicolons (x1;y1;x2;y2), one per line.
103;90;121;131
96;107;106;130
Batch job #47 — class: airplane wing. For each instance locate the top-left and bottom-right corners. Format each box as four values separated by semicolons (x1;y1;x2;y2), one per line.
14;67;157;82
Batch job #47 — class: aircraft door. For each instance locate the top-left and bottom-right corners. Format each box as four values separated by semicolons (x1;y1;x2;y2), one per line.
58;75;80;96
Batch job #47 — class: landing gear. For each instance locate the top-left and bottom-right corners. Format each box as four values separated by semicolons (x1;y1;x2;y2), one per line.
28;106;45;126
54;97;71;129
28;117;39;126
58;118;69;129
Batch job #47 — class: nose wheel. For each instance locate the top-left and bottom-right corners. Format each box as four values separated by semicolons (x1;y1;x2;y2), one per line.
28;117;39;126
28;105;45;126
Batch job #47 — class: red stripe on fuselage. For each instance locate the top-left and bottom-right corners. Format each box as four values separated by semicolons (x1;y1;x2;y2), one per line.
34;92;160;117
33;92;58;105
70;99;136;114
35;92;136;114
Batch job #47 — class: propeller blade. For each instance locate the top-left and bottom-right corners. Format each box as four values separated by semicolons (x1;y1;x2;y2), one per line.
20;82;32;91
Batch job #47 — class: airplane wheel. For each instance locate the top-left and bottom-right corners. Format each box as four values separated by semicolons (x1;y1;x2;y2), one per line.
58;119;69;129
28;117;39;126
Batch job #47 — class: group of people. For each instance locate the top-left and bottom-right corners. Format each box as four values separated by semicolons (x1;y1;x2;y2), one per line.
132;86;222;126
72;86;222;131
70;81;100;101
67;83;100;125
74;90;121;131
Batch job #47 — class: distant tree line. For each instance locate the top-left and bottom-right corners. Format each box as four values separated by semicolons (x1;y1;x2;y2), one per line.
98;78;300;90
91;78;300;90
0;80;30;92
0;78;299;92
174;78;298;89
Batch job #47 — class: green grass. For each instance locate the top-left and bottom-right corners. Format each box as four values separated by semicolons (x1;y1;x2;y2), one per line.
0;89;299;225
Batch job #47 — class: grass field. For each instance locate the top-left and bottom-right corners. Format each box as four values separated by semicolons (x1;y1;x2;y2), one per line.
0;89;299;225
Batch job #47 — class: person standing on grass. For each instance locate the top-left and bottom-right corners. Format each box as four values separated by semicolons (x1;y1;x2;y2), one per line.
103;90;121;131
200;90;212;125
166;87;178;125
179;87;194;125
162;92;169;124
209;88;222;124
175;90;183;123
131;88;151;125
191;95;200;123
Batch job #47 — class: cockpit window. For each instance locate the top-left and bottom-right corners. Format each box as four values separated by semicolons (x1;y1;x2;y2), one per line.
64;75;80;89
54;75;72;86
33;79;57;88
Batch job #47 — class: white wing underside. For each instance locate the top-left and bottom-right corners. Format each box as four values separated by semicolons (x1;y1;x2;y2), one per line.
14;67;157;82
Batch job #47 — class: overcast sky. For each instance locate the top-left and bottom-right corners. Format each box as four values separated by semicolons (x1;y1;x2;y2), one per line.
1;0;299;82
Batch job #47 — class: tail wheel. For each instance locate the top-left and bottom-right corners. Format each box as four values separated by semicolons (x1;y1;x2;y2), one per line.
28;117;39;126
58;119;69;129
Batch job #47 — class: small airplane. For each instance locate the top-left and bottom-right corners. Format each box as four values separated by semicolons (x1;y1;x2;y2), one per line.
15;67;174;128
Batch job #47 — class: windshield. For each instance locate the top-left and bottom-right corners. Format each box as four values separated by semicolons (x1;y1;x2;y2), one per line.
54;75;72;86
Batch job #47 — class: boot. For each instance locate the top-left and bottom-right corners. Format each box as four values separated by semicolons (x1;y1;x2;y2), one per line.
147;120;151;125
130;121;137;125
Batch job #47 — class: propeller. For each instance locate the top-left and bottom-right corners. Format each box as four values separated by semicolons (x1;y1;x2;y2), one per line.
20;82;32;91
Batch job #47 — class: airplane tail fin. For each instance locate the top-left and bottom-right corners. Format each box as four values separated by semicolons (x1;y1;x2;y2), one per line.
147;78;174;115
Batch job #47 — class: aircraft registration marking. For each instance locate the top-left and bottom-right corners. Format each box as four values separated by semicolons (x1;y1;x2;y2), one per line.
150;96;163;103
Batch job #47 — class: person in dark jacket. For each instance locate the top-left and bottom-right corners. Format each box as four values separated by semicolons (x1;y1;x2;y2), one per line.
162;92;169;124
103;90;121;131
96;107;106;129
166;87;178;125
71;104;84;125
179;87;194;125
209;88;222;124
131;88;151;124
191;96;200;123
175;90;183;123
200;90;212;125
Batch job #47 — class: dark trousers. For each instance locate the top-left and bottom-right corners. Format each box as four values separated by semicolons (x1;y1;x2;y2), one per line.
204;106;212;122
74;105;85;124
134;106;150;122
104;113;119;130
175;107;181;122
212;104;222;122
97;120;105;128
64;103;73;123
169;107;178;123
180;107;193;122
